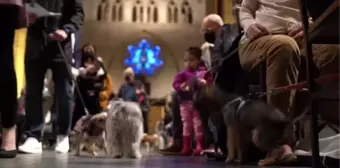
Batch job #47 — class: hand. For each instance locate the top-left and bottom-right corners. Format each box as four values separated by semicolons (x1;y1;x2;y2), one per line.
49;29;68;41
85;64;97;74
180;82;189;92
136;89;142;94
287;23;304;39
198;79;207;87
79;68;87;77
87;91;95;96
246;23;270;41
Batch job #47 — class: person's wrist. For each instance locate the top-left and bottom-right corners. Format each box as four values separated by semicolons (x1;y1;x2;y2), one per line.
63;27;72;35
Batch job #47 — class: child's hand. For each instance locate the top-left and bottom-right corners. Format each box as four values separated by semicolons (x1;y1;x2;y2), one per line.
180;82;189;92
198;79;207;87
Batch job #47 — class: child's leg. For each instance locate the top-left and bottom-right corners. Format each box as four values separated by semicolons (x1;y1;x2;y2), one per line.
179;102;194;155
192;106;204;155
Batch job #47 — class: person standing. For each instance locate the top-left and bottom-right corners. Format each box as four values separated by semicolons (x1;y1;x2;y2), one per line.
117;67;150;134
18;0;84;154
0;0;24;158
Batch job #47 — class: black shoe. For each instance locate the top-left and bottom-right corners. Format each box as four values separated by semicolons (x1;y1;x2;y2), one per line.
0;148;18;158
158;144;182;155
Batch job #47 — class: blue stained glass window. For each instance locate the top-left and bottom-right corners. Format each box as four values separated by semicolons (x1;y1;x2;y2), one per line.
125;39;164;75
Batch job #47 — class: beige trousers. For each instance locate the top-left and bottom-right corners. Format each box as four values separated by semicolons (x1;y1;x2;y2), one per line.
238;35;339;118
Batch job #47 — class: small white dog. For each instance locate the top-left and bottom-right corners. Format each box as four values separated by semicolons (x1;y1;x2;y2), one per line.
106;99;144;158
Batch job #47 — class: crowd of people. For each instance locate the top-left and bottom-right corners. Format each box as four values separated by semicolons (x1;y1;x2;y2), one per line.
0;0;339;167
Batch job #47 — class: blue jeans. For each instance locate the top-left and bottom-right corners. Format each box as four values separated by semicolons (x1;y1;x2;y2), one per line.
25;57;73;141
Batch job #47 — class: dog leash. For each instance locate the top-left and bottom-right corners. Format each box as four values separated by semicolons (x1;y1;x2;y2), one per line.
57;41;90;116
249;73;340;98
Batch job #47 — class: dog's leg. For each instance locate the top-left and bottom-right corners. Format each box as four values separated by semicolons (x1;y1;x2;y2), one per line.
235;125;246;164
226;125;236;163
75;133;82;156
127;142;142;159
111;138;123;158
102;135;108;155
90;143;98;156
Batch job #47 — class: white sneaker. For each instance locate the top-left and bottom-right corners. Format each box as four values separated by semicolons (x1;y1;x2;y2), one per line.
55;135;70;153
18;137;43;154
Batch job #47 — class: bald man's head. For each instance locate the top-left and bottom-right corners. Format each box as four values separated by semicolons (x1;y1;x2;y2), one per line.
201;14;224;43
202;14;223;30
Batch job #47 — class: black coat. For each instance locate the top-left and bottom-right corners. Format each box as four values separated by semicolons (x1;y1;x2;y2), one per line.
210;24;248;94
25;0;84;61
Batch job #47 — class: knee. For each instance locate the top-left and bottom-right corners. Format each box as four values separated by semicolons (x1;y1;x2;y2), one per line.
267;35;301;64
313;44;340;71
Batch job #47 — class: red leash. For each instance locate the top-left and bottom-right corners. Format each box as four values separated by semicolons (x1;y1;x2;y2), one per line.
259;73;340;97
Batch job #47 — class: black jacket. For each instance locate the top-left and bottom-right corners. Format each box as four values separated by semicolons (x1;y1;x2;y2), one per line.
25;0;84;61
28;0;84;34
210;24;248;94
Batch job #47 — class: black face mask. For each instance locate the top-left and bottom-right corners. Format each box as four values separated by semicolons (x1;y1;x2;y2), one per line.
125;76;131;82
204;31;216;44
83;51;95;58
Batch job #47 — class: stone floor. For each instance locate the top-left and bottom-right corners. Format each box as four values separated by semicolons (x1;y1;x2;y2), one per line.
0;151;310;168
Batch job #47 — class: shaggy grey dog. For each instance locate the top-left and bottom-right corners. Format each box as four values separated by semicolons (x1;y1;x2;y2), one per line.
106;99;144;158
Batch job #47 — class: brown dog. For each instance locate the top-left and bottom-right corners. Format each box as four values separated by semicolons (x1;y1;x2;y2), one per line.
74;112;108;156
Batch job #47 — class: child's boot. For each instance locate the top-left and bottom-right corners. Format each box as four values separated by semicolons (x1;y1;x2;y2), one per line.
180;136;192;156
193;135;204;156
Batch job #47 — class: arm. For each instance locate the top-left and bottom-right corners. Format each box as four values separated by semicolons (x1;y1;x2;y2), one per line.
173;73;184;92
101;74;114;100
117;84;124;98
239;0;259;33
210;43;223;74
61;0;84;34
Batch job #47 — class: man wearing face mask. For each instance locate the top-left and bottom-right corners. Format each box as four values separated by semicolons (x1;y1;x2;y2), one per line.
201;13;246;94
117;67;149;134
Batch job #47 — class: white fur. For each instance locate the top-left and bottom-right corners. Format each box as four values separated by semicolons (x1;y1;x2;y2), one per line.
106;100;144;158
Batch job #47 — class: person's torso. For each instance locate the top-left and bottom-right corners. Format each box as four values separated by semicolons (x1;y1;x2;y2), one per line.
176;69;200;101
120;83;139;102
255;0;301;34
29;0;65;33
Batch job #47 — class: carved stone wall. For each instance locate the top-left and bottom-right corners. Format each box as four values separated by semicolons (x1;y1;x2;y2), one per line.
82;0;210;98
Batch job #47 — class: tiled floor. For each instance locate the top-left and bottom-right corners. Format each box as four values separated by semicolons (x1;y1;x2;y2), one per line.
0;151;310;168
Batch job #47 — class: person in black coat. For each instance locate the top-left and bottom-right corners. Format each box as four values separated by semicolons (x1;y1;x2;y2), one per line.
0;1;23;158
19;0;84;154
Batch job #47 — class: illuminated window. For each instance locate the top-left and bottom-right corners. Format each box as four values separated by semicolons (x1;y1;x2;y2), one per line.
132;0;143;22
97;0;109;21
181;0;193;24
168;0;178;23
112;0;123;22
125;39;164;75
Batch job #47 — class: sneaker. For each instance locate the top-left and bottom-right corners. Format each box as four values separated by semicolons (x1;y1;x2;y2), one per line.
18;137;43;154
55;135;70;154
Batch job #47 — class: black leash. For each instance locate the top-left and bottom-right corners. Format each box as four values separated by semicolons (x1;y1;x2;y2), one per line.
57;41;89;115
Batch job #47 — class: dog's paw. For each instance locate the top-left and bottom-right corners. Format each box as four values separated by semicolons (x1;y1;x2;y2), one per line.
91;152;98;156
113;155;122;159
75;152;80;156
129;152;142;159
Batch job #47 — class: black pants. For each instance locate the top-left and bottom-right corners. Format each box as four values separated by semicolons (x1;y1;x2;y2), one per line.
0;5;18;129
171;92;182;144
24;33;73;141
142;110;148;134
